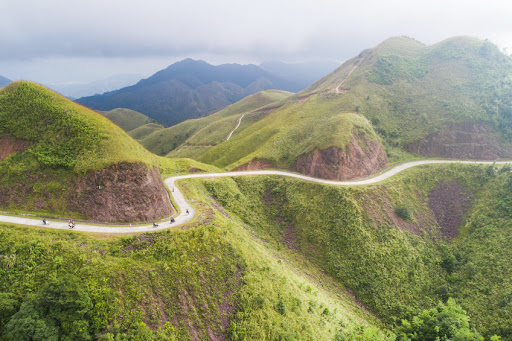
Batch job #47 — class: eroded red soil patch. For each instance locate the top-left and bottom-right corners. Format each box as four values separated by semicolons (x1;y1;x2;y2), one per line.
291;132;387;181
428;181;473;239
0;135;30;161
234;158;274;171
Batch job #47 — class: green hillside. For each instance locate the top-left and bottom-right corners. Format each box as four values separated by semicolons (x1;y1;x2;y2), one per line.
163;36;512;174
1;161;506;340
137;89;292;157
200;162;512;340
0;81;169;222
128;123;165;140
102;108;159;132
0;82;155;172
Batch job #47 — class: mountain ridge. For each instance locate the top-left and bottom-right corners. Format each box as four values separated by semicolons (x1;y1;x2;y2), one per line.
77;59;302;126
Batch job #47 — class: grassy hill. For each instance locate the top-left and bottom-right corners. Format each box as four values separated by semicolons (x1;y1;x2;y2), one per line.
160;36;512;179
137;89;292;157
102;108;159;133
77;59;301;126
0;160;506;340
0;81;170;222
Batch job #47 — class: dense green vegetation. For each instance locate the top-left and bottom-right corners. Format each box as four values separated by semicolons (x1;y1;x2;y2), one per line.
200;163;512;340
0;162;388;340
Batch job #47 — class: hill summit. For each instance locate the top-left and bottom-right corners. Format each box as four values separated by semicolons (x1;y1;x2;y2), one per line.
77;59;301;126
0;81;171;222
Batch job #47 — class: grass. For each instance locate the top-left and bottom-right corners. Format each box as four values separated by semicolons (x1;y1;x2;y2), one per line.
199;163;512;340
0;81;156;172
198;95;380;169
0;165;390;340
0;81;160;220
102;108;157;132
137;89;292;157
160;36;512;169
128;123;165;140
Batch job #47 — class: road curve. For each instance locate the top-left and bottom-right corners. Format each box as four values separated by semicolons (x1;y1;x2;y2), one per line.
0;160;510;233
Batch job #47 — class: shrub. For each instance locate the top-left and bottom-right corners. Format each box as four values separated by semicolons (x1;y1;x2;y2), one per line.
395;204;413;221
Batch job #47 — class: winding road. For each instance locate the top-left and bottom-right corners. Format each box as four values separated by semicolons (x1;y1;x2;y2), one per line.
0;159;510;233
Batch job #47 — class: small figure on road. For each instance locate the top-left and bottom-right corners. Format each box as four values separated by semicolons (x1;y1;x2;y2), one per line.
42;218;47;225
153;222;158;227
186;209;189;215
69;220;75;229
170;217;175;223
172;187;174;192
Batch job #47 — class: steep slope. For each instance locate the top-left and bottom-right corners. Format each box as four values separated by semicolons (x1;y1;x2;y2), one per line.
0;157;391;341
0;75;11;87
138;89;292;157
201;163;512;340
172;36;512;180
301;36;512;159
77;59;300;126
102;108;158;132
0;81;171;222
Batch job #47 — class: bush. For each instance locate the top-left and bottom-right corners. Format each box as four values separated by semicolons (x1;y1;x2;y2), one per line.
395;204;413;221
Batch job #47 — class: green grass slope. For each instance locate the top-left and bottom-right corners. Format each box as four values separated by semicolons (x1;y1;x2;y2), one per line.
102;108;159;132
201;163;512;340
0;81;165;220
0;159;391;340
0;81;156;171
170;36;512;169
137;89;292;157
128;123;165;140
198;97;380;169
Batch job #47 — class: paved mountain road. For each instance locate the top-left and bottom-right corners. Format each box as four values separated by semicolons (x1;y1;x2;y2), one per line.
0;159;509;233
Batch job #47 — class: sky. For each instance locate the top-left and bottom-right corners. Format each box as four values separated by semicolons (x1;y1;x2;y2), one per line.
1;0;512;84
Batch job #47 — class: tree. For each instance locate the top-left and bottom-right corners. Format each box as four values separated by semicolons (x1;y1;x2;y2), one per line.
6;274;93;341
396;299;483;341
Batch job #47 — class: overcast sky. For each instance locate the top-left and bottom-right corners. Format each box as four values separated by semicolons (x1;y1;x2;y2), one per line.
1;0;511;84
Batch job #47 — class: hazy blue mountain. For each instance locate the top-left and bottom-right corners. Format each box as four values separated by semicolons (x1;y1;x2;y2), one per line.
77;59;300;126
0;75;11;87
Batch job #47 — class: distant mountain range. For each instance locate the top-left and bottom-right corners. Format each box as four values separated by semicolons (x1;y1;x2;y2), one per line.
0;75;11;87
77;59;328;126
47;73;143;99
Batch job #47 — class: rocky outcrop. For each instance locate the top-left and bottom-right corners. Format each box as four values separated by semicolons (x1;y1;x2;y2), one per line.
290;132;387;180
0;135;30;161
407;122;512;160
70;163;172;222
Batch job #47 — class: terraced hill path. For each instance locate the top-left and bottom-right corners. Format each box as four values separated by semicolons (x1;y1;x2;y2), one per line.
334;63;359;94
226;113;246;141
0;160;510;233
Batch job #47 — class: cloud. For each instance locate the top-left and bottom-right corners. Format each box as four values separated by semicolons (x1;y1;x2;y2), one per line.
1;0;512;82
